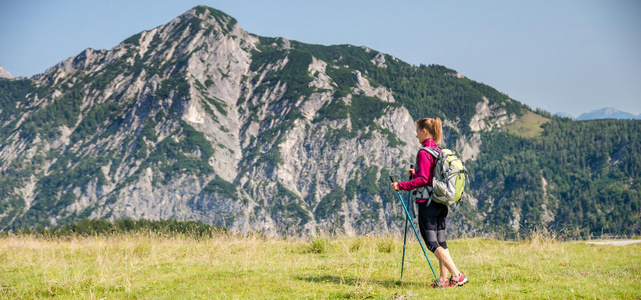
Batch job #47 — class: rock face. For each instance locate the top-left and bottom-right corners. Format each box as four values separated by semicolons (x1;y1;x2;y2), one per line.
0;6;521;236
0;66;13;79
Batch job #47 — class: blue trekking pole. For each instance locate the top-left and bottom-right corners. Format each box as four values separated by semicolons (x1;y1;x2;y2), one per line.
399;163;415;282
390;174;441;289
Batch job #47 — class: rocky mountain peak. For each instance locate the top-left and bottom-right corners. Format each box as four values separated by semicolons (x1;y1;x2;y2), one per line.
189;5;239;31
160;5;244;45
7;5;632;240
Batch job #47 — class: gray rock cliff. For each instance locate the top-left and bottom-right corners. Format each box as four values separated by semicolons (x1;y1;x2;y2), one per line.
0;6;523;236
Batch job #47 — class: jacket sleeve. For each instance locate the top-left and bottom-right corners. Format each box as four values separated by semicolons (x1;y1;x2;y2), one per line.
397;150;432;191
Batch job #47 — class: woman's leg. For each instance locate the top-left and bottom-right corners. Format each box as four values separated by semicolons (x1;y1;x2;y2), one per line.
438;254;447;283
418;202;449;282
434;247;460;278
437;247;468;286
434;209;467;286
435;211;460;278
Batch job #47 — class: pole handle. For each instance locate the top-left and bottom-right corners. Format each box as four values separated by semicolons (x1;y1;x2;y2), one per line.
389;175;396;183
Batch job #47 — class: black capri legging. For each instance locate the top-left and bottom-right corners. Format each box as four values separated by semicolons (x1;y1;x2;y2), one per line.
417;200;448;253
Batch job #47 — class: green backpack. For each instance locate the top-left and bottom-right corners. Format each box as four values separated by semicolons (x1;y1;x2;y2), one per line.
414;147;467;206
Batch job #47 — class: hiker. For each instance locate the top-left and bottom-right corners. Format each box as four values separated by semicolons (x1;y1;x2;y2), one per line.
391;117;468;288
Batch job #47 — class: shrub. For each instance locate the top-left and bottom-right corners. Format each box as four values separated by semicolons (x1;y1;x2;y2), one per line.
376;237;395;253
306;237;329;254
6;218;227;239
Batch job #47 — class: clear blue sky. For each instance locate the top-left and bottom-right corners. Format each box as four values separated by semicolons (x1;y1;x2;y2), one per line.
1;0;639;116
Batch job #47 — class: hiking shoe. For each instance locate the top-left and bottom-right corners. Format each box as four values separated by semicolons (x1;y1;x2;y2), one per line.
430;279;451;288
449;273;468;287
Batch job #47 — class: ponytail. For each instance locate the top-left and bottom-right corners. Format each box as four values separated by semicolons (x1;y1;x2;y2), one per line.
416;117;443;144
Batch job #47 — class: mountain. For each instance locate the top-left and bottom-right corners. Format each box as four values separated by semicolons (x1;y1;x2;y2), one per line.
577;107;640;120
1;6;639;238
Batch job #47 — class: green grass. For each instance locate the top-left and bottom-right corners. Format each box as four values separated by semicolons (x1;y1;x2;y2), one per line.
504;111;551;138
0;233;639;299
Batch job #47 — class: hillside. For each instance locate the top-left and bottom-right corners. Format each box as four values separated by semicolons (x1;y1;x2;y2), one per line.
465;116;641;238
0;233;639;299
0;5;639;238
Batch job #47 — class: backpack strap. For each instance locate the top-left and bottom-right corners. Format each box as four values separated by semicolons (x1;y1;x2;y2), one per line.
415;146;440;173
417;146;441;175
419;147;440;158
412;146;440;202
412;185;433;202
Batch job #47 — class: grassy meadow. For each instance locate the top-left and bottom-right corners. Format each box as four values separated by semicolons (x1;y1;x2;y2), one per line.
0;232;640;299
503;110;551;139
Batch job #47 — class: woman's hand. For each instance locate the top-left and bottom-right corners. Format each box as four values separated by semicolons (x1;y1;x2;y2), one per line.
407;168;415;178
391;182;399;191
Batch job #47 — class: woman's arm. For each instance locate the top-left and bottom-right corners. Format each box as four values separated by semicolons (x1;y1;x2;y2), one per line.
397;150;432;191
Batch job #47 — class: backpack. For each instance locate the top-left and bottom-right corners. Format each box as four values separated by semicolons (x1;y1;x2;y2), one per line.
412;147;467;206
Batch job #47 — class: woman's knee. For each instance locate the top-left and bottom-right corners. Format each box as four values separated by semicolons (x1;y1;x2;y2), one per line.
437;229;448;249
426;230;443;253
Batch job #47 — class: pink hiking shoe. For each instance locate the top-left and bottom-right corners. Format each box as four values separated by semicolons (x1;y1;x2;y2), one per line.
449;273;468;287
430;279;452;288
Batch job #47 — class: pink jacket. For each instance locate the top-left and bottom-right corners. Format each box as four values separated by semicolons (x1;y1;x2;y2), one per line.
397;138;439;203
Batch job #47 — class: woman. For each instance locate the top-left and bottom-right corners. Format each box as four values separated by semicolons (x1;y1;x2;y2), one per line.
391;117;468;288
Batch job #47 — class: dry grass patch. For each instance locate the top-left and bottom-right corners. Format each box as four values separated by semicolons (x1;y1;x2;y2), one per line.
1;233;639;299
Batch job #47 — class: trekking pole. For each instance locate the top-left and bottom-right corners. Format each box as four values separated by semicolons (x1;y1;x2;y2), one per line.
390;175;441;289
399;163;414;282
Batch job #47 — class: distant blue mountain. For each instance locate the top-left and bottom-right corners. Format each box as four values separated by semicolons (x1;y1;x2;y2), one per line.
576;107;641;120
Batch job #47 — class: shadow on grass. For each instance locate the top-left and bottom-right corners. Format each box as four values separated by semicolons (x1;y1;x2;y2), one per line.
295;275;427;288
